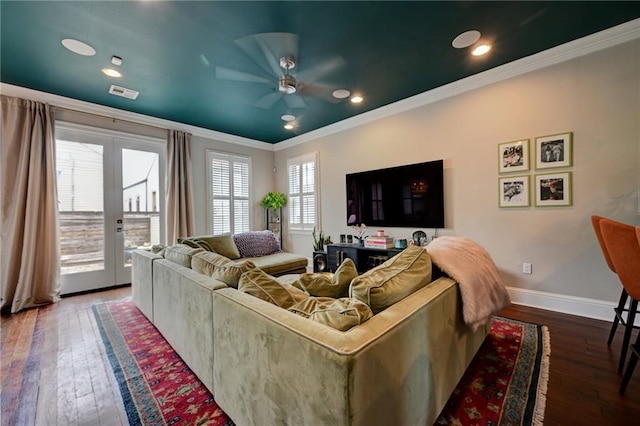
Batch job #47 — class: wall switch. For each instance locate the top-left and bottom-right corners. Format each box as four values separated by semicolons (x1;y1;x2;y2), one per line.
522;263;532;274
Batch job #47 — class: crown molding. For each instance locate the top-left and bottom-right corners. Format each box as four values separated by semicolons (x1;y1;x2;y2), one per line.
274;18;640;151
0;83;275;152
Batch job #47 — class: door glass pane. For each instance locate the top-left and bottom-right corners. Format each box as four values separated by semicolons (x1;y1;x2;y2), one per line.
56;140;104;274
122;149;160;266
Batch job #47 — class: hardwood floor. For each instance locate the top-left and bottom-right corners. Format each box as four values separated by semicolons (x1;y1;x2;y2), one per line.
2;286;639;425
1;287;131;426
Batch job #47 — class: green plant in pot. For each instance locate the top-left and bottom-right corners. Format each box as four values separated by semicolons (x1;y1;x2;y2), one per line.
312;226;332;252
260;192;287;209
261;192;287;223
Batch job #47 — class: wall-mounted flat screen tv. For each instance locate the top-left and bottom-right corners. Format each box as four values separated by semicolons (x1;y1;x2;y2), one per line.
346;160;444;228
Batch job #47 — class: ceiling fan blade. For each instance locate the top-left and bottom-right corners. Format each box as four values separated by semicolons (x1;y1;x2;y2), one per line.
235;32;299;77
215;66;271;83
283;94;306;110
253;92;283;109
255;37;285;77
298;55;347;83
299;82;342;104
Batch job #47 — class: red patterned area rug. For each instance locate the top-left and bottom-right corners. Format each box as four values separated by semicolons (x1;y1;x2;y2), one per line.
436;317;550;425
92;300;234;426
93;300;549;426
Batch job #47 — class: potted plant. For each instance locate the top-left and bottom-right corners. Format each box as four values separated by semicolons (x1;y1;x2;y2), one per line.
260;192;287;210
312;226;332;252
261;192;287;224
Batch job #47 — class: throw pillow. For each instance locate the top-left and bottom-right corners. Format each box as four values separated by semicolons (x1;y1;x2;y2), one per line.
233;230;281;258
288;297;374;331
163;244;205;268
349;245;432;313
201;234;241;259
238;269;308;308
191;251;232;277
177;237;215;252
212;259;259;288
292;258;358;298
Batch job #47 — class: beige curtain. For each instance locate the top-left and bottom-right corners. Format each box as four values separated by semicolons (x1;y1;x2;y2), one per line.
1;96;61;313
166;130;194;244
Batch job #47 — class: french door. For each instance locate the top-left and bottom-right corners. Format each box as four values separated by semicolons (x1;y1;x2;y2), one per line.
55;122;165;294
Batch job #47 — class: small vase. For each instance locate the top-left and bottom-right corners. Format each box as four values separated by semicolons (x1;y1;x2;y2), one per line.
357;238;365;247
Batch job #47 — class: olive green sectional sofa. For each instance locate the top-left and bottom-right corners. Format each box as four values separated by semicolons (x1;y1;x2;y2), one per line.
132;238;489;426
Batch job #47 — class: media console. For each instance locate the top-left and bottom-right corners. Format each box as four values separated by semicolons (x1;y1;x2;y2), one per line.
326;243;403;273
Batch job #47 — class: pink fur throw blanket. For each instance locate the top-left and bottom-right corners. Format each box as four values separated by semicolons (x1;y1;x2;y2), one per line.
426;236;511;331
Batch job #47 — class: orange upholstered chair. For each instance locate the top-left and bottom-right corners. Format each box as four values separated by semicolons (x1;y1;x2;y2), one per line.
600;218;640;381
620;226;640;393
591;216;629;349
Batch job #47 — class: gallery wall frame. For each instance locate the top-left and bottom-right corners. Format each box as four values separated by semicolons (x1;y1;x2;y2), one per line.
499;175;530;208
535;171;572;207
498;139;529;173
535;132;572;170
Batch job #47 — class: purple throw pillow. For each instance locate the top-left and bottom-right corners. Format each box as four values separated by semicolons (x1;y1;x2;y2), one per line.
233;231;282;258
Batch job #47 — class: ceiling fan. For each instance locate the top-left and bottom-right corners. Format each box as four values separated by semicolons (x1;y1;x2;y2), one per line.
215;32;347;110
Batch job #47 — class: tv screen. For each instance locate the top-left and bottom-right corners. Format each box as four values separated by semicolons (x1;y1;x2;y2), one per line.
346;160;444;228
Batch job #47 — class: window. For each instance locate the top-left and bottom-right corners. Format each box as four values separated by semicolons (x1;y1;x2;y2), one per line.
287;152;318;231
207;151;251;235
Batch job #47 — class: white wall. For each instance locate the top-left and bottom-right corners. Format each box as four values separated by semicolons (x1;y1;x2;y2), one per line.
189;135;275;235
275;40;639;307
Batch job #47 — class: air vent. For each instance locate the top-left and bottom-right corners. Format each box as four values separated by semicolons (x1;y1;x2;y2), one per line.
108;85;139;100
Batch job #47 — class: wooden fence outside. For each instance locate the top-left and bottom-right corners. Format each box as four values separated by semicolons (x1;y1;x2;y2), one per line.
60;211;156;269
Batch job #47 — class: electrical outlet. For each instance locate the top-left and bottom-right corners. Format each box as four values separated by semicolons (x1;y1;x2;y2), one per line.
522;263;532;274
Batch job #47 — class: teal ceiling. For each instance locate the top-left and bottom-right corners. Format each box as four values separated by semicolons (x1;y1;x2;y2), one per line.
2;1;639;143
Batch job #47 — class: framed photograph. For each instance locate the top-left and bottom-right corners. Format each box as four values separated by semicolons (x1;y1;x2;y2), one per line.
498;139;529;173
499;175;530;207
535;172;572;207
535;132;572;169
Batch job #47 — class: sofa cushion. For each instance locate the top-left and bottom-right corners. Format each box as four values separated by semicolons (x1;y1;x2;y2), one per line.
238;269;308;308
288;297;374;331
349;245;432;313
191;251;232;277
212;260;259;288
177;237;215;252
179;234;241;259
163;244;205;268
292;258;358;298
233;231;282;258
247;252;308;276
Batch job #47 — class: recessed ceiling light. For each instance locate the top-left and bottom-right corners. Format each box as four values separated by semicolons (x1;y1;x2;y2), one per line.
281;114;296;122
102;68;122;78
332;89;351;99
351;95;363;104
284;123;294;130
61;38;96;56
472;44;492;56
452;30;481;49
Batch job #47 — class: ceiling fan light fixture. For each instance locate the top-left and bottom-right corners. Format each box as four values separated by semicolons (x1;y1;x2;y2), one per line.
279;56;296;70
279;74;297;94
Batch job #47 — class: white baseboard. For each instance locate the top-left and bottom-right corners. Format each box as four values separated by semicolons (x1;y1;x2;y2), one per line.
506;286;619;323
